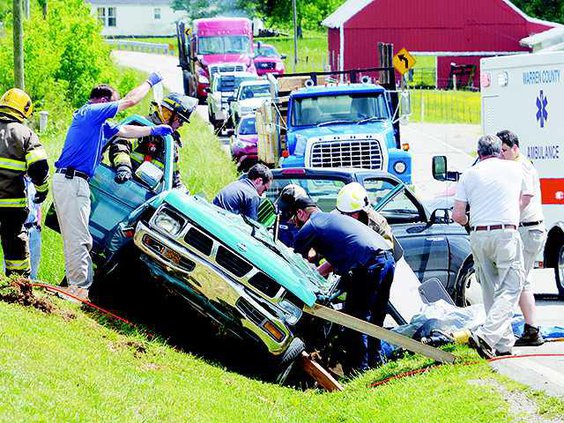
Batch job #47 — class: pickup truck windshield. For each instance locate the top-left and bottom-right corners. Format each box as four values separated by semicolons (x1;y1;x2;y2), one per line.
292;93;389;127
255;46;279;58
239;84;271;100
198;36;250;54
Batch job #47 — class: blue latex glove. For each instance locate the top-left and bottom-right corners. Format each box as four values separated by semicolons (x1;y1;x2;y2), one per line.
146;71;163;87
150;124;173;137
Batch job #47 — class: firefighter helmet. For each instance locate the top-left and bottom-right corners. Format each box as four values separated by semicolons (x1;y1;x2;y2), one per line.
0;88;33;122
153;93;197;125
336;182;371;213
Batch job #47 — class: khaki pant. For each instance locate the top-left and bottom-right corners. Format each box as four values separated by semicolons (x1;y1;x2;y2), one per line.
470;229;524;353
0;208;30;277
518;224;546;291
52;173;93;288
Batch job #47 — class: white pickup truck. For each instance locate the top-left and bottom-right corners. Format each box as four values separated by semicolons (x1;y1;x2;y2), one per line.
230;80;272;127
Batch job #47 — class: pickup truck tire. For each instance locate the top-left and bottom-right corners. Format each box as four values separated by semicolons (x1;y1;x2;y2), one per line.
274;337;305;385
454;260;480;307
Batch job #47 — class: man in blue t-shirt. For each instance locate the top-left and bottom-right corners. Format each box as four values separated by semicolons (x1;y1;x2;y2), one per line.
276;185;395;373
213;163;273;221
53;73;173;301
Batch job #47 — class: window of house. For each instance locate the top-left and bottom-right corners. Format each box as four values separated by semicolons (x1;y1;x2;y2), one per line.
154;8;161;20
97;7;116;27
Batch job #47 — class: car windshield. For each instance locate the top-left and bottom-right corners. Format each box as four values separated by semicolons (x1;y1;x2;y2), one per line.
239;84;271;100
255;46;279;58
198;36;250;54
292;92;389;127
267;176;411;214
239;117;257;135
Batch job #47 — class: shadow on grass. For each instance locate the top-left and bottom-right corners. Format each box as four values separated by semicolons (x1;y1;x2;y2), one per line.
84;255;289;385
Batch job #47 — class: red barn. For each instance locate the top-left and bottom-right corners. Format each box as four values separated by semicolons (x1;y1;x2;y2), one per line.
322;0;560;88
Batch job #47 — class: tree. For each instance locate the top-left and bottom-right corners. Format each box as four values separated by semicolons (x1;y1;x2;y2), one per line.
510;0;563;24
171;0;245;20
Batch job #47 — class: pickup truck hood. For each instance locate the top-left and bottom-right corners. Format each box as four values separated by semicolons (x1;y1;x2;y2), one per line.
200;54;251;66
238;98;269;109
291;120;391;139
159;191;330;306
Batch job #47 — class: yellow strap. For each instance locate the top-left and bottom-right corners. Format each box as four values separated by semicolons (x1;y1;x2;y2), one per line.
5;258;30;270
0;197;27;207
35;180;50;193
25;149;48;166
131;152;164;169
0;157;26;172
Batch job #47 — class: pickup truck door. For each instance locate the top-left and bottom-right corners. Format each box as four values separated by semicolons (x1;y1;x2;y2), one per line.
89;116;174;252
362;176;450;286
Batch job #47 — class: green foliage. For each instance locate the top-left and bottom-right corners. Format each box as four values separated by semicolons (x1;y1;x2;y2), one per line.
0;0;126;108
510;0;563;24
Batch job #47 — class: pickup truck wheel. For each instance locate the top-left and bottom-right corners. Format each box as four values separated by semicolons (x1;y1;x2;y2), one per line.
274;337;305;385
454;260;482;307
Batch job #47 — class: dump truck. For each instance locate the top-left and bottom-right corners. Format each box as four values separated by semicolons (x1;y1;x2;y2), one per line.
255;67;412;184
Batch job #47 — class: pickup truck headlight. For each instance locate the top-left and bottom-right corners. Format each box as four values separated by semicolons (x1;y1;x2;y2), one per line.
153;210;184;236
279;299;303;325
393;161;407;174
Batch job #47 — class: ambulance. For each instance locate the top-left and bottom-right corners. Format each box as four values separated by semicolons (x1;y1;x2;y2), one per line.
481;52;564;298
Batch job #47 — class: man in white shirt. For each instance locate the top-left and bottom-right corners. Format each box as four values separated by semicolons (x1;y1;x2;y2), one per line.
498;130;545;346
453;134;531;358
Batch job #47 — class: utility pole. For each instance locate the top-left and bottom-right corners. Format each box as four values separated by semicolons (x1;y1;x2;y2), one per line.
13;0;25;89
292;0;298;72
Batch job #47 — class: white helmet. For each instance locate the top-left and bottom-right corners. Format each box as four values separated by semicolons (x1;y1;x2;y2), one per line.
336;182;370;213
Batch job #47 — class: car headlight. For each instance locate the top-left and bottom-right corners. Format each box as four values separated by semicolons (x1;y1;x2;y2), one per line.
198;74;209;84
234;139;251;149
153;209;184;236
393;161;407;174
279;299;302;325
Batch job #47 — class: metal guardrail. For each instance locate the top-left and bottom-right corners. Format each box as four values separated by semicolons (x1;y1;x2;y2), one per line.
106;39;175;55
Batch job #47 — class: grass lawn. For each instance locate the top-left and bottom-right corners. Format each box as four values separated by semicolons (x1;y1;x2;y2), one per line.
1;290;562;421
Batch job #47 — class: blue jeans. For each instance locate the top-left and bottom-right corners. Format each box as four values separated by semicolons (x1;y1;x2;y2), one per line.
28;226;41;280
343;250;395;371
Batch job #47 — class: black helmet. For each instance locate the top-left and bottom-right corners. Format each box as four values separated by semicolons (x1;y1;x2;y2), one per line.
275;184;316;219
154;93;198;124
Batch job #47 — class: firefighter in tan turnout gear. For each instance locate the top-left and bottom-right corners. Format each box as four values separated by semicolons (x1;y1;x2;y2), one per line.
0;88;49;277
109;93;197;189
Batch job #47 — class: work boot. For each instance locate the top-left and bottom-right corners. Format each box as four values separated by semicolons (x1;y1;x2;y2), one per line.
515;324;545;347
468;331;496;360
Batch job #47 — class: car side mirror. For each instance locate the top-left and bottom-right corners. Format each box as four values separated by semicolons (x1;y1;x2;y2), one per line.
135;161;163;191
430;208;452;225
204;87;211;93
432;156;460;182
280;54;287;60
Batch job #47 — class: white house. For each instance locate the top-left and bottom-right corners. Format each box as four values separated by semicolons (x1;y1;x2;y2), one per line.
86;0;187;37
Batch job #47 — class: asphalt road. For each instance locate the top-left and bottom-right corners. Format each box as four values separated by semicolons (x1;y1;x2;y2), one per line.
112;50;563;397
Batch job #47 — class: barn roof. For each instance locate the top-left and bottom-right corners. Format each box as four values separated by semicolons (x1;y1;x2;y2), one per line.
322;0;559;29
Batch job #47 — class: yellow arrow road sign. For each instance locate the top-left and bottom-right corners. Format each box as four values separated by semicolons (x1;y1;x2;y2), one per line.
393;48;416;75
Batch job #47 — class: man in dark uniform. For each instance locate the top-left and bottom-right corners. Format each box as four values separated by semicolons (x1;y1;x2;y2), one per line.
109;93;197;189
276;185;396;372
213;163;272;220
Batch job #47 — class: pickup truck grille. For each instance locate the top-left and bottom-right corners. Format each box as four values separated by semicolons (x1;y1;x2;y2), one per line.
209;64;245;75
309;139;383;170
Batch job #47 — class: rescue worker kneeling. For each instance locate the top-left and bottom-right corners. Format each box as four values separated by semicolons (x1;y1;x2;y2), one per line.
276;185;396;372
109;93;197;189
0;88;49;277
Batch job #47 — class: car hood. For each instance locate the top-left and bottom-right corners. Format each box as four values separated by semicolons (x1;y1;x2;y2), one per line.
161;191;331;306
238;98;269;109
238;134;258;144
200;54;251;66
292;120;391;138
254;56;281;64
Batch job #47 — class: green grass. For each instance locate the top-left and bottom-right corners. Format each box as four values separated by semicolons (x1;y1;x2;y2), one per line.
2;294;563;421
408;89;481;124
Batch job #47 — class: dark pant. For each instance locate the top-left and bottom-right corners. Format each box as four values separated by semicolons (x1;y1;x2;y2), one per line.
0;207;30;277
343;250;395;371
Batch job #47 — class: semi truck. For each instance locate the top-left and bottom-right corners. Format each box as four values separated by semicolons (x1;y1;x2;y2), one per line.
255;69;412;184
176;18;256;102
481;52;564;298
